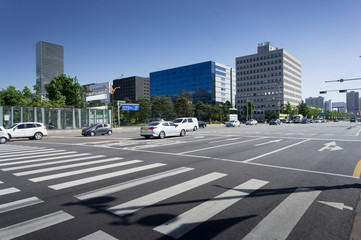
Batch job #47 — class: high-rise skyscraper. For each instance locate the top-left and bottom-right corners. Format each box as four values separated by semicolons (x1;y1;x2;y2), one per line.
346;91;360;114
305;96;324;109
36;41;64;99
235;42;302;119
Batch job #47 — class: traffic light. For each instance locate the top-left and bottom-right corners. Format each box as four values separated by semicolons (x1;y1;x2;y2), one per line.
339;90;347;93
319;91;327;94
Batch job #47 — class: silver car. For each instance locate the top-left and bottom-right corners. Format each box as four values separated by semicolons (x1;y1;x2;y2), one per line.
0;126;9;144
140;121;186;139
226;120;240;127
246;119;258;125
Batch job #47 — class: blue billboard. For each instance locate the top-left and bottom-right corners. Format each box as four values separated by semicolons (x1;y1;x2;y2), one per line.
121;104;139;111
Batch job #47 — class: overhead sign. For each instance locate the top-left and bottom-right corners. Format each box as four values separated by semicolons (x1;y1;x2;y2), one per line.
121;104;139;111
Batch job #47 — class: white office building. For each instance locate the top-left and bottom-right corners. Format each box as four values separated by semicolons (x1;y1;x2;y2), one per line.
235;42;302;119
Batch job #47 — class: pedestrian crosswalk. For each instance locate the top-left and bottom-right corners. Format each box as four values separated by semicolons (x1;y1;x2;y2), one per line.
0;145;327;239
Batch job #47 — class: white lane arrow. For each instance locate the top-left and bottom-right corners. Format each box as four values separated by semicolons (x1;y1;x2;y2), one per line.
318;201;353;211
318;141;343;152
254;139;283;146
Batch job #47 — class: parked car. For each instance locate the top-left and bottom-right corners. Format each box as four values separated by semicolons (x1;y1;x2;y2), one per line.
0;126;9;144
350;118;356;122
314;119;322;123
321;119;328;123
198;121;207;128
246;119;258;125
269;118;281;125
173;117;199;131
7;122;47;140
226;120;241;127
293;118;302;124
82;123;112;136
140;121;186;139
334;119;339;122
301;118;310;124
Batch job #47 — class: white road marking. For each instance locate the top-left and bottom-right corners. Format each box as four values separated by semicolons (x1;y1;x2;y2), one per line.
154;179;269;239
75;167;194;200
13;157;121;176
49;163;166;190
78;230;118;240
243;188;321;240
0;148;56;156
0;210;74;240
356;129;361;136
30;159;142;182
0;150;68;162
318;141;343;152
108;172;227;217
0;152;77;166
243;139;311;162
208;138;239;143
179;137;265;154
0;187;20;196
3;155;104;172
0;196;43;214
254;139;283;146
318;201;353;211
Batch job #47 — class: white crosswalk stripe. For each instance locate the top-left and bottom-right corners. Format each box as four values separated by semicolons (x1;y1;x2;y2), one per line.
0;187;20;196
108;172;227;217
0;148;57;157
154;178;269;239
30;159;142;182
0;150;68;162
0;196;43;214
0;210;74;240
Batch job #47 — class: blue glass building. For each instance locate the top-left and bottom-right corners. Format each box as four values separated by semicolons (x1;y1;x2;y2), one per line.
150;61;235;105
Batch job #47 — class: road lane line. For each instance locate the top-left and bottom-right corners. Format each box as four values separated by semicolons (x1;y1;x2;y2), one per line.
79;230;118;240
154;179;268;239
179;137;265;154
108;172;226;217
75;167;194;200
243;188;320;240
2;154;99;171
243;139;311;163
30;160;142;182
0;197;43;214
0;187;20;196
49;163;166;190
0;211;74;240
208;138;239;143
356;129;361;137
0;152;79;167
13;157;122;176
353;160;361;178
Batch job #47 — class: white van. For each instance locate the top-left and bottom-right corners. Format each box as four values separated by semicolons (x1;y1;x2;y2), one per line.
173;117;199;131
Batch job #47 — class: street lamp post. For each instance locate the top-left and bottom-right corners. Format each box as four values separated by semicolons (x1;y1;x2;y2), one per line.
104;85;120;127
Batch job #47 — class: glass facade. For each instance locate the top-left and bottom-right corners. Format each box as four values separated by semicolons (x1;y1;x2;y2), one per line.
0;106;112;130
150;61;235;105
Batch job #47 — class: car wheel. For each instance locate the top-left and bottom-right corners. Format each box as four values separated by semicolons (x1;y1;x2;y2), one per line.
107;130;112;135
90;132;95;136
34;132;43;140
180;129;186;137
193;126;198;131
158;131;165;139
0;137;6;144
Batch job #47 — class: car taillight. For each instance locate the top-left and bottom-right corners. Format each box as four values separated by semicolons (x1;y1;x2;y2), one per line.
148;127;157;129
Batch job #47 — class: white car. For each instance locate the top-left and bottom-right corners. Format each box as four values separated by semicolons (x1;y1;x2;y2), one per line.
246;119;258;125
7;122;48;140
0;126;9;144
173;117;199;131
226;120;241;127
140;121;186;139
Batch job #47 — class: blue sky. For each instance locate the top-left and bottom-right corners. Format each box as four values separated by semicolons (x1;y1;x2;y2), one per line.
1;0;361;103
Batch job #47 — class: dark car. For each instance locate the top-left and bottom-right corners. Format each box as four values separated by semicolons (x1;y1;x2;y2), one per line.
269;118;281;125
198;121;207;128
301;118;310;124
82;123;112;136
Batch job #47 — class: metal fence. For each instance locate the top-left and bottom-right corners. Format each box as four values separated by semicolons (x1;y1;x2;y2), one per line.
0;106;112;130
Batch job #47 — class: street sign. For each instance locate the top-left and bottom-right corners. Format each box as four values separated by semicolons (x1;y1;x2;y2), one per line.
121;104;139;111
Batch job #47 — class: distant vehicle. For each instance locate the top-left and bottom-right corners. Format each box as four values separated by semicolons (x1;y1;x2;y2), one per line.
321;119;328;123
140;121;186;139
0;126;9;144
173;117;199;131
293;118;302;124
246;119;258;125
226;120;240;127
314;119;322;123
7;122;48;140
334;119;339;122
198;121;207;128
301;118;310;124
82;123;112;136
350;118;356;122
269;118;281;125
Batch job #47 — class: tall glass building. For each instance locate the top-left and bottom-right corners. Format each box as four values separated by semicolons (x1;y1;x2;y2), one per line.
36;41;64;99
150;61;236;105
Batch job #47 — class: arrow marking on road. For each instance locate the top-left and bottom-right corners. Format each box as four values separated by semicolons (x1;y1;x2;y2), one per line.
318;142;343;152
318;201;353;211
255;139;283;146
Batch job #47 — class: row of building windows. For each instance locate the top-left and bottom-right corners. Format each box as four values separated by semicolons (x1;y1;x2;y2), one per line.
237;78;282;86
284;65;302;79
283;54;301;68
237;59;282;69
284;73;302;86
236;52;283;64
237;72;283;79
237;65;283;75
238;97;281;104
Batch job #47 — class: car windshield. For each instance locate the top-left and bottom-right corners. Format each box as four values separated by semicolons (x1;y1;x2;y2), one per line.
147;122;160;126
228;120;235;123
173;119;183;123
89;124;98;128
7;124;18;129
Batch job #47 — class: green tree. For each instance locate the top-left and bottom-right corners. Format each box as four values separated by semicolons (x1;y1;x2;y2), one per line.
241;101;255;120
136;98;151;123
265;110;278;121
283;101;299;119
174;97;190;117
194;101;207;121
297;101;310;118
0;86;25;106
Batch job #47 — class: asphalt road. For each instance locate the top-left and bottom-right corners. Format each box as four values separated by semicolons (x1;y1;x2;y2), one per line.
1;122;361;240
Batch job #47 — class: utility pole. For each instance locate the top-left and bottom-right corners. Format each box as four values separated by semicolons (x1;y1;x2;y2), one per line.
104;85;120;127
